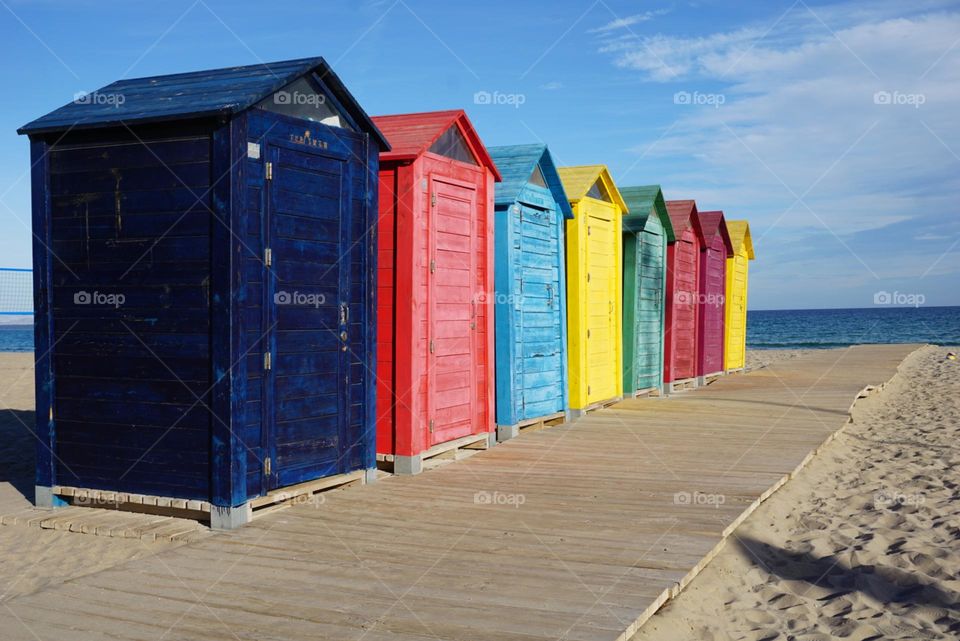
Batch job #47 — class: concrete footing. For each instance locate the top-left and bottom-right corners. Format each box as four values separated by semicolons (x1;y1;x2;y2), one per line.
209;502;252;530
364;467;378;484
393;454;423;475
34;486;68;509
496;423;519;443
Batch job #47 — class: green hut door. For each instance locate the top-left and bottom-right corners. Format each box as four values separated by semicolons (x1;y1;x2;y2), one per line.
623;221;666;393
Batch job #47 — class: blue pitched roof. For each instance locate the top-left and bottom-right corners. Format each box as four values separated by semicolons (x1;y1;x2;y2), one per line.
487;144;573;219
18;56;389;149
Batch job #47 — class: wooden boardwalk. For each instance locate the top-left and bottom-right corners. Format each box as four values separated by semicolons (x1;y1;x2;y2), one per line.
0;345;918;641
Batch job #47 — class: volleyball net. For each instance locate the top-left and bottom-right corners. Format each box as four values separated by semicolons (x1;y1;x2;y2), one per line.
0;268;33;315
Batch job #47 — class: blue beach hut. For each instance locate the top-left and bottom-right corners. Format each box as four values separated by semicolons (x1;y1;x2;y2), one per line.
488;144;572;441
18;57;389;528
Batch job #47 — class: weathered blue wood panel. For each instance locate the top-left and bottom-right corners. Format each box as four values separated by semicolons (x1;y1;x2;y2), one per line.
22;57;385;515
489;145;570;427
31;139;55;491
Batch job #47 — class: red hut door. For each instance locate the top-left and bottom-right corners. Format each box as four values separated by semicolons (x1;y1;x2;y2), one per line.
673;233;699;379
427;176;479;445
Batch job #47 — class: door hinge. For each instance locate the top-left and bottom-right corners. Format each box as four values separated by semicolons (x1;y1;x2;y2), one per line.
587;329;591;338
264;351;272;370
430;192;436;206
264;247;272;267
587;385;592;395
264;457;271;476
265;162;273;180
429;339;435;354
587;272;591;282
429;259;436;274
429;420;435;433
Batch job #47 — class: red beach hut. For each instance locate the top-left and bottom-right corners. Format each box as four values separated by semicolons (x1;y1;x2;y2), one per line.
696;211;734;384
664;200;704;389
372;110;501;474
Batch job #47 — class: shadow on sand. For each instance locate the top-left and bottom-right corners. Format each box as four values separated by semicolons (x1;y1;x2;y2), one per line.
734;534;960;615
0;409;37;503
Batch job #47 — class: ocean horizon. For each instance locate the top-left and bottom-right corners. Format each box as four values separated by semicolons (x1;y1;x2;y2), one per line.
2;305;958;352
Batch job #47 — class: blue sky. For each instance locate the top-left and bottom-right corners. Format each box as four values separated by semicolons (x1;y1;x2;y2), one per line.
0;0;958;310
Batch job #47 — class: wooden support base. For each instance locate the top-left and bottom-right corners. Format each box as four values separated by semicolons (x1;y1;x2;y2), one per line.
570;395;623;419
666;377;698;394
497;411;567;442
377;432;495;475
247;469;368;519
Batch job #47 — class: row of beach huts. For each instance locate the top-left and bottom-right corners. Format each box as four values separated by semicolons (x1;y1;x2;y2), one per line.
19;57;754;528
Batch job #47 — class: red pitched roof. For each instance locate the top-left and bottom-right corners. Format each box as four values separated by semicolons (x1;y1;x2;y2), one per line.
371;109;501;180
697;210;735;257
665;200;704;242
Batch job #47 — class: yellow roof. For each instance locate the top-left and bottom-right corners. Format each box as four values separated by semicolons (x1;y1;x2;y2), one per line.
726;220;755;259
557;165;628;213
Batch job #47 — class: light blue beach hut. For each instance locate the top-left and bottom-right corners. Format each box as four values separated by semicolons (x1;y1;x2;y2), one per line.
488;144;573;441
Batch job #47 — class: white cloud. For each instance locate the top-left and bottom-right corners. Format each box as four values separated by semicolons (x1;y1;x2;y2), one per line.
588;10;668;34
596;2;960;306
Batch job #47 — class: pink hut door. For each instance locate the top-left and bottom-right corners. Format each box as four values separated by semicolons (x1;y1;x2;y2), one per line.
427;175;479;445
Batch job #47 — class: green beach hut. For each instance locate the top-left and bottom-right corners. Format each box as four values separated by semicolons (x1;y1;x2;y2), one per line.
620;185;675;396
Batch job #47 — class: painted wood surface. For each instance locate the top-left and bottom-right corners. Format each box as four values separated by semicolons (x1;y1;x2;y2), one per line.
559;166;626;409
620;185;674;395
22;58;386;507
373;111;499;458
0;345;919;641
664;201;704;383
489;144;571;427
724;220;755;370
17;57;389;151
695;211;734;378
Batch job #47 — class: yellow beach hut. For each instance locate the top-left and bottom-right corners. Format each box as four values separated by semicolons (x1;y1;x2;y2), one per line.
557;166;628;415
724;220;755;372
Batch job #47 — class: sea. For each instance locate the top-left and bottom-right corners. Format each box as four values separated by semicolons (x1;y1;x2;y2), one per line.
747;306;960;349
0;306;958;352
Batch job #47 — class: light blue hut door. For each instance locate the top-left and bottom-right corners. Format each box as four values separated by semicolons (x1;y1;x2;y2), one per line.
515;201;565;420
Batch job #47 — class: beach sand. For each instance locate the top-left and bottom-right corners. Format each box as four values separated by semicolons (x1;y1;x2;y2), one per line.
745;348;821;371
2;345;957;636
632;344;960;641
0;353;179;602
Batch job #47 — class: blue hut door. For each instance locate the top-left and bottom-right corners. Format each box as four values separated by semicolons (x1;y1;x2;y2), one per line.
261;136;352;490
515;203;565;420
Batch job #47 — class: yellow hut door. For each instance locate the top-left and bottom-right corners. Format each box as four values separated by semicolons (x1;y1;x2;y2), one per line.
725;252;748;370
585;204;618;404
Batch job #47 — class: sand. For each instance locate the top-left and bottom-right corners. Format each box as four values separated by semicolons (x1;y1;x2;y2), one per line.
2;345;958;636
632;344;960;641
745;348;823;371
0;353;178;602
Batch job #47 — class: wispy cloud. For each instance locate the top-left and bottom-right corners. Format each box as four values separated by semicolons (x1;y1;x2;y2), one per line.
595;1;960;306
588;9;668;34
